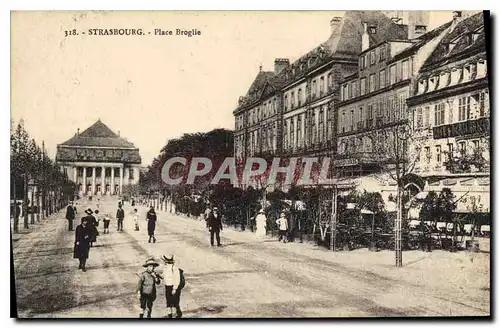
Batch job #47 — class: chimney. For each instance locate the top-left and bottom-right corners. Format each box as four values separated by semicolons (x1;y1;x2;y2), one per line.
453;11;462;20
77;128;80;136
362;22;370;52
408;11;429;39
274;58;290;75
330;16;342;35
450;11;463;31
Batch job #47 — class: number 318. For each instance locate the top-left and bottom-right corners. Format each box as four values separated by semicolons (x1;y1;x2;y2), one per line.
65;29;77;37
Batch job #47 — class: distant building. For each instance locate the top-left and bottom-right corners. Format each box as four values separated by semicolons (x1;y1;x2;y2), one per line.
56;120;142;196
407;11;490;212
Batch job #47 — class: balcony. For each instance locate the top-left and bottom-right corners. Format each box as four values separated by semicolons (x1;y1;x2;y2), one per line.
432;117;490;139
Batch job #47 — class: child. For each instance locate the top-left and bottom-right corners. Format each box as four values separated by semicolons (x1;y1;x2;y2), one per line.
276;212;288;243
134;208;140;231
137;258;161;318
102;213;111;234
159;254;185;318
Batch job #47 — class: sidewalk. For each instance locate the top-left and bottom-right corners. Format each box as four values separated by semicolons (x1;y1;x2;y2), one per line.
167;211;490;299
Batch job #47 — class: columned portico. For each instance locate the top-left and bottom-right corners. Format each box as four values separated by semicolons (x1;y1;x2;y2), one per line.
56;120;142;197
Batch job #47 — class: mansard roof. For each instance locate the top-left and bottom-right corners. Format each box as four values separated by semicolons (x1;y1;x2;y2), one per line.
59;120;138;149
420;12;486;72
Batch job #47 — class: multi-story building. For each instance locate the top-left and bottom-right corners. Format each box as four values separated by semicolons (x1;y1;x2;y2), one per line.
56;120;142;196
234;11;424;165
335;15;450;178
407;11;490;213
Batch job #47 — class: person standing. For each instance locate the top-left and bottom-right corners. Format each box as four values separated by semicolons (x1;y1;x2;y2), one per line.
276;212;288;243
146;207;157;243
207;207;223;247
133;208;140;231
73;217;91;272
159;254;185;318
136;258;161;318
255;209;267;239
65;201;76;231
203;205;212;228
116;203;125;232
84;209;98;247
102;212;111;234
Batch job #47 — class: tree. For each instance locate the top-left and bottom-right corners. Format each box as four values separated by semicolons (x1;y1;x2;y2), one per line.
372;122;420;266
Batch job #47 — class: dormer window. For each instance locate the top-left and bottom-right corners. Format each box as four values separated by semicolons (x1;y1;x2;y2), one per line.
418;79;427;94
463;65;471;82
438;71;450;89
450;68;461;85
448;42;457;53
428;76;438;91
477;60;487;78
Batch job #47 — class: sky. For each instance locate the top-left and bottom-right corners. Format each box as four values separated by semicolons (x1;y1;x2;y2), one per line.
11;11;455;166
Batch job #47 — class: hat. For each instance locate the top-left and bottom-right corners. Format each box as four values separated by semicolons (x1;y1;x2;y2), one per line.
259;209;264;213
280;212;286;217
81;217;89;223
161;254;175;264
85;208;93;215
213;206;218;210
143;258;159;268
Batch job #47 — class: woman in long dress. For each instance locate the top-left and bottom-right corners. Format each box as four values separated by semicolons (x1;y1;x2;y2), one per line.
255;209;267;239
147;206;157;243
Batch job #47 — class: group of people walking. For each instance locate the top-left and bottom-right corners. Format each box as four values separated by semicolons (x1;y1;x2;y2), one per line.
67;200;160;273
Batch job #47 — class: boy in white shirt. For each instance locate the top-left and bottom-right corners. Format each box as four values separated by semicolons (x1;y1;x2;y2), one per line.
276;212;288;243
133;208;140;231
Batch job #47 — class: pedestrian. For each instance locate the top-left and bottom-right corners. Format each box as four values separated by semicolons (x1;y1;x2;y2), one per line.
73;217;91;272
203;204;212;228
146;206;157;243
102;212;111;234
84;209;99;247
207;206;223;247
116;203;125;231
255;209;267;239
136;258;161;318
159;254;185;318
133;209;140;231
276;212;288;243
65;201;76;231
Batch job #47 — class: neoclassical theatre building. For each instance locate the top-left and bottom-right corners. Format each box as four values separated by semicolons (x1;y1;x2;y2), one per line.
56;120;142;197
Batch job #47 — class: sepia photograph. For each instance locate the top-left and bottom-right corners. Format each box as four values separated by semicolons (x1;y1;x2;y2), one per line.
10;9;491;319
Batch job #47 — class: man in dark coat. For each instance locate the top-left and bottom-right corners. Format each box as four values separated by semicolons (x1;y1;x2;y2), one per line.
74;217;91;271
147;207;157;243
66;201;76;231
116;203;125;231
207;207;223;247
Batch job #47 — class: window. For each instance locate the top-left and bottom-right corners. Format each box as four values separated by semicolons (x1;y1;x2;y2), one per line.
359;57;364;69
463;65;471;82
341;112;346;133
364;55;368;68
350;110;354;131
450;68;461;85
379;69;386;89
312;80;317;97
380;46;386;60
297;116;302;147
342;84;348;101
291;92;295;108
402;60;409;80
436;145;442;163
298;89;302;106
367;104;373;119
416;107;423;129
448;143;454;156
479;91;487;117
477;60;487;78
389;65;396;85
290;121;294;149
434;103;445;125
370;50;375;65
327;73;333;88
399;93;407;119
473;140;480;149
458;141;466;154
369;74;375;92
320;77;325;94
351;81;357;98
438;72;450;89
360;78;367;95
424;106;430;128
284;95;288;110
458;96;470;121
425;146;431;163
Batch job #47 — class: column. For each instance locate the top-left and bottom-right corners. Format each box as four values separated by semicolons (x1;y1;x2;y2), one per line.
119;166;123;195
73;166;77;183
101;166;105;195
111;167;115;195
82;167;87;194
135;167;139;184
92;167;96;195
124;167;129;186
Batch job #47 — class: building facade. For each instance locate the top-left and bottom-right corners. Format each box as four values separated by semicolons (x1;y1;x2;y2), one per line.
56;120;142;197
407;11;490;212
